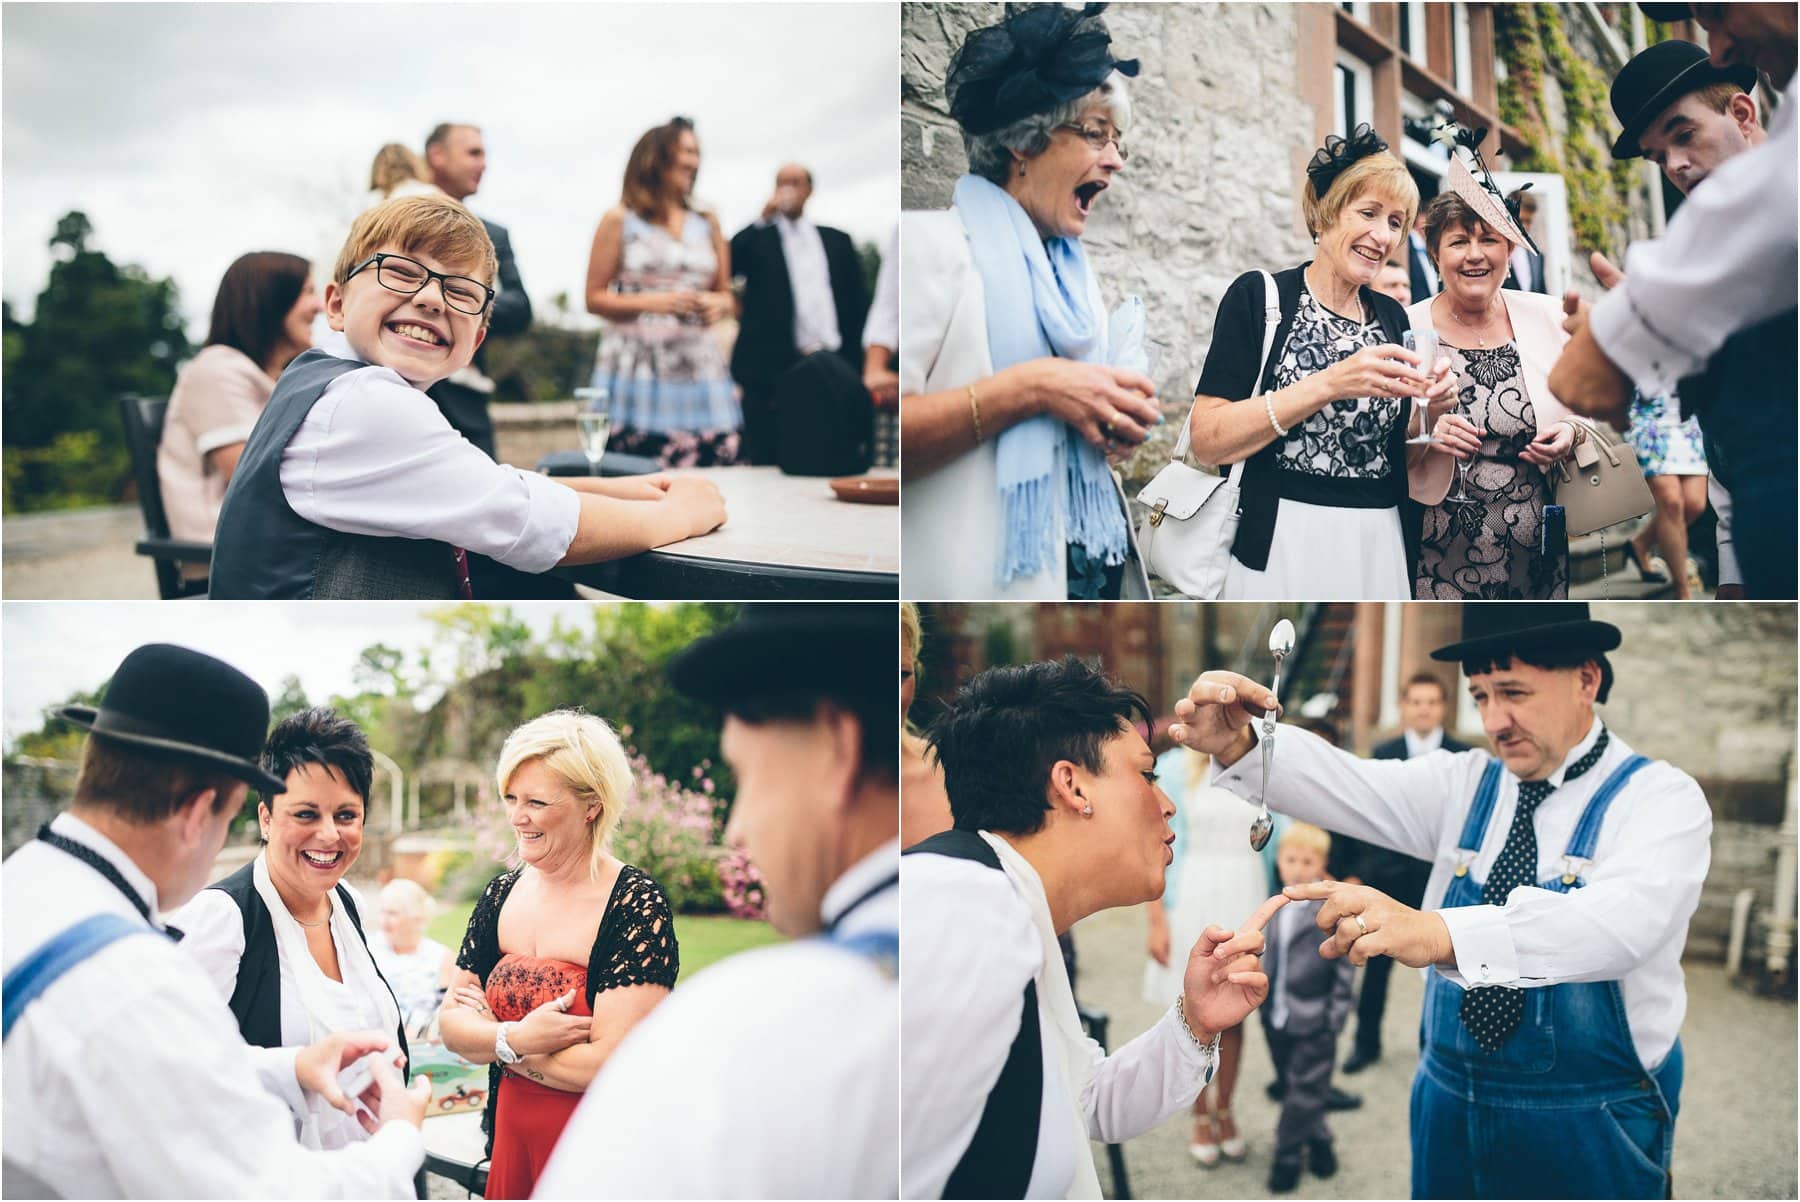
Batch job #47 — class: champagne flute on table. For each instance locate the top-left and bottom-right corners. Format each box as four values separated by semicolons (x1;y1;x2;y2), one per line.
574;386;611;477
1402;329;1440;446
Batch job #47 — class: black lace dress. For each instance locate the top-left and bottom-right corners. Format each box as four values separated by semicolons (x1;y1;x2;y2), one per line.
1414;341;1568;599
455;865;679;1166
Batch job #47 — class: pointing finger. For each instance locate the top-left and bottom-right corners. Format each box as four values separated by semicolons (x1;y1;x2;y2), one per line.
1242;892;1290;934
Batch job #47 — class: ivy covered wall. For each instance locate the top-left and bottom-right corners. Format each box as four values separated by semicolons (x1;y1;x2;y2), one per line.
1494;2;1644;260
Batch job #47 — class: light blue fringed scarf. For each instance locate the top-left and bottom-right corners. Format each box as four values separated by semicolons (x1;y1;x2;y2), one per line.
953;174;1128;588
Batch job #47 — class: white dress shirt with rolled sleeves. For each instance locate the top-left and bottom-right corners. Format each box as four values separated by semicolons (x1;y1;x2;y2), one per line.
535;841;899;1199
1589;75;1798;397
1;813;422;1198
771;213;842;355
864;225;900;352
902;835;1217;1198
1209;718;1709;1070
279;331;580;572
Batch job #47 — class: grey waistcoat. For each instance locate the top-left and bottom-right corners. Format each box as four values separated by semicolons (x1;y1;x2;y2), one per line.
209;349;461;599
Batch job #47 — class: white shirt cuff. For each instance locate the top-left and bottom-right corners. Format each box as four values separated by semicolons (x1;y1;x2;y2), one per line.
1165;1004;1220;1087
1436;902;1521;989
1590;282;1704;398
249;1045;307;1118
497;471;583;573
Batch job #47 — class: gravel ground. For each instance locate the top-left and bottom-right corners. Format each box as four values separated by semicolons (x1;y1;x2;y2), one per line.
4;505;159;599
1072;902;1796;1200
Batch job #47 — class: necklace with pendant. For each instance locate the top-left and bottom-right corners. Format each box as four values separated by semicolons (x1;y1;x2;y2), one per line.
1447;297;1501;348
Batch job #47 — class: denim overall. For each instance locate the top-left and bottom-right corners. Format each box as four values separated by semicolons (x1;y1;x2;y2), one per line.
1411;755;1684;1200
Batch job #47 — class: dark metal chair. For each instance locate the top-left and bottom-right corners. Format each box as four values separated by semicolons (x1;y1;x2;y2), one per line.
116;394;210;598
418;1154;487;1198
1078;1003;1133;1199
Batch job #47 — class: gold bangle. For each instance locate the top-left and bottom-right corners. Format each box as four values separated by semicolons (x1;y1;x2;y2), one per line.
968;382;985;443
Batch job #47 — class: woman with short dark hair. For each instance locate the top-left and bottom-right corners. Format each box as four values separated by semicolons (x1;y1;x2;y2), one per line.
172;707;406;1151
902;656;1284;1197
584;117;741;467
158;251;321;572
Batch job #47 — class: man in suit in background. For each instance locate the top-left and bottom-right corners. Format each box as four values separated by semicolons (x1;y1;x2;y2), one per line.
1406;210;1441;302
729;165;870;464
1338;672;1470;1074
424;122;533;459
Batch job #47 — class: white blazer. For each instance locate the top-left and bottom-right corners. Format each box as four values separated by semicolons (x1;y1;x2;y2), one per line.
1406;288;1575;506
900;209;1149;599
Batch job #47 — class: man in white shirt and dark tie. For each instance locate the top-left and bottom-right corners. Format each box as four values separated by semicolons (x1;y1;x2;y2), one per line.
730;164;870;463
1;643;430;1198
1170;603;1710;1200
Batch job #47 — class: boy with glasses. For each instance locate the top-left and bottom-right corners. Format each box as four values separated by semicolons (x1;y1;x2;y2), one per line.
211;194;724;599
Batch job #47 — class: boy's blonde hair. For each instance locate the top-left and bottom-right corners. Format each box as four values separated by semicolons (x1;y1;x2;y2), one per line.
1280;821;1332;859
495;709;633;882
333;194;498;319
1301;150;1419;240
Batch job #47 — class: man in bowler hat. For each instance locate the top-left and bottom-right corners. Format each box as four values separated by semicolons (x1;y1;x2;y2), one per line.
535;604;897;1198
2;644;430;1197
1171;603;1710;1199
1550;3;1797;596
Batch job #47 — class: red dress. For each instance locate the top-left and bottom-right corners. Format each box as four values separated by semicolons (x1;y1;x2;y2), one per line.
483;955;591;1200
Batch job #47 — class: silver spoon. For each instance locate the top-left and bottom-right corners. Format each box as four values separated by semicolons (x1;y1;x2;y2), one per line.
1249;618;1296;851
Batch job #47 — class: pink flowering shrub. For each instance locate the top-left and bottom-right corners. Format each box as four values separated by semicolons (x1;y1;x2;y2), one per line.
610;754;726;913
716;844;767;920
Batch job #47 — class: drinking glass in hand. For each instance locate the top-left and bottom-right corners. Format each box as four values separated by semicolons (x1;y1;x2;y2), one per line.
1403;329;1439;446
575;387;611;476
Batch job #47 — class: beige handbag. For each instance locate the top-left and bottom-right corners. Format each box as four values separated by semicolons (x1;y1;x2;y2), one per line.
1549;416;1655;536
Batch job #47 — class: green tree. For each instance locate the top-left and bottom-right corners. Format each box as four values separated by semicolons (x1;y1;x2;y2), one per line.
270;675;312;726
3;211;193;512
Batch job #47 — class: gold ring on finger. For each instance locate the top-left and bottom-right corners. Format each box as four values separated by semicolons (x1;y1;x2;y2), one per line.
1353;913;1368;936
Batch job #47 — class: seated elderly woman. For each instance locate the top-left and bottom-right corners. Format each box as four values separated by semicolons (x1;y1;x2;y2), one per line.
1187;125;1456;599
901;655;1285;1197
438;710;678;1200
1406;182;1580;599
370;877;452;1035
900;3;1160;600
173;707;407;1150
157;251;320;578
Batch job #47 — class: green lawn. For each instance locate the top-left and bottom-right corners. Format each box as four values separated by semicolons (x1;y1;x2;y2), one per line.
427;904;781;983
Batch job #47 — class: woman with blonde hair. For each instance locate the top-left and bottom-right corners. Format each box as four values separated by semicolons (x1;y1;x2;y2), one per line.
1187;124;1457;598
438;709;678;1198
366;142;441;203
900;602;950;848
584;116;741;467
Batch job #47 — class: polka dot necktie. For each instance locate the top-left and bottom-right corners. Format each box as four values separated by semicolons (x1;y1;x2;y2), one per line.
1459;729;1610;1052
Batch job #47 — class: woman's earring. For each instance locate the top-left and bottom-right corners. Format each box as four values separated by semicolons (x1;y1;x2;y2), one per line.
1081;804;1094;817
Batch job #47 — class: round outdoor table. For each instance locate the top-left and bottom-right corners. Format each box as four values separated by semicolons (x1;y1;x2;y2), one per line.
421;1111;487;1195
554;465;898;599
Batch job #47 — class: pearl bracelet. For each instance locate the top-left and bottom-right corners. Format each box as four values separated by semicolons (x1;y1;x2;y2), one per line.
1265;394;1288;438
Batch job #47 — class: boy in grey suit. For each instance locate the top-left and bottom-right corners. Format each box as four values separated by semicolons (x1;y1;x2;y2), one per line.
1264;822;1355;1191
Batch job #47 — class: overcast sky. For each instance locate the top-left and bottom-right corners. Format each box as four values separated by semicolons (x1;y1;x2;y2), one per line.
3;2;899;338
1;601;637;744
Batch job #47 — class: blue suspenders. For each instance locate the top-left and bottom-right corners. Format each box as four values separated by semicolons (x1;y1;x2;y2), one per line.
1454;754;1652;888
3;913;152;1040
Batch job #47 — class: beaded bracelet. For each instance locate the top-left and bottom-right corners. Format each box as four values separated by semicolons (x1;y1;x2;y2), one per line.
1265;394;1288;438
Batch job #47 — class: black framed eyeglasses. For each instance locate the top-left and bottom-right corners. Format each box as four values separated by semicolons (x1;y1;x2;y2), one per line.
346;252;494;316
1056;122;1129;162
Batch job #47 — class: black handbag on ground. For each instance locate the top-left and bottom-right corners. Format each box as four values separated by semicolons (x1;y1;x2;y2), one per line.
773;349;874;476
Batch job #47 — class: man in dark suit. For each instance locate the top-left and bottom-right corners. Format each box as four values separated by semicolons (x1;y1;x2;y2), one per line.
1405;211;1441;303
729;165;869;464
423;122;533;459
1338;672;1470;1074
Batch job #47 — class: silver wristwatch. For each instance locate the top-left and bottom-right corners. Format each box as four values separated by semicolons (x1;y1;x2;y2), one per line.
495;1021;521;1065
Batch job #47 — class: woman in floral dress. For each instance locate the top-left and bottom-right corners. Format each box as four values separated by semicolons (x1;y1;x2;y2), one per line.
585;117;741;467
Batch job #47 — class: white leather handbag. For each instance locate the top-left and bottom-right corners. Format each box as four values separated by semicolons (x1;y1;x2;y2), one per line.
1135;271;1281;599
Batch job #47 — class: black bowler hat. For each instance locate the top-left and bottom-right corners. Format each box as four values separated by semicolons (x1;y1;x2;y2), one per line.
946;2;1140;137
1431;603;1622;663
58;644;286;794
1610;39;1759;159
667;604;893;709
1637;3;1695;21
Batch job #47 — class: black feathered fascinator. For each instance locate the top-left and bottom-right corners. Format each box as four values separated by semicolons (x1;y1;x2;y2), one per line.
1306;123;1388;200
946;2;1140;136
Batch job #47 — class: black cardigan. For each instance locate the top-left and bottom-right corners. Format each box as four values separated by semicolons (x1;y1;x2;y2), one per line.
206;861;410;1076
1194;264;1418;576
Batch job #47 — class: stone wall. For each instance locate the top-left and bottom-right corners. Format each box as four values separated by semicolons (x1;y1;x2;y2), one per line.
902;3;1317;478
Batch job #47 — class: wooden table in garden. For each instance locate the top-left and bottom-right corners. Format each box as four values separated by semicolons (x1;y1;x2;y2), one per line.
556;466;899;599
